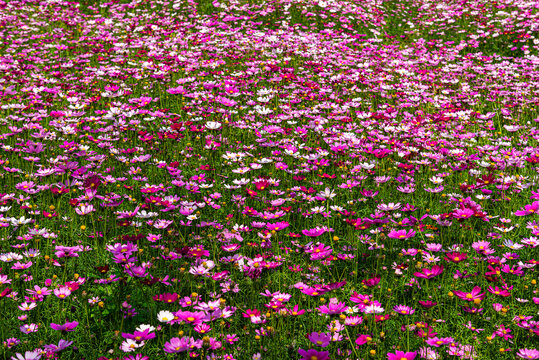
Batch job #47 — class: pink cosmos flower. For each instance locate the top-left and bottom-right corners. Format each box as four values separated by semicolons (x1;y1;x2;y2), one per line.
266;221;289;232
444;252;467;263
298;349;329;360
355;334;373;345
394;305;415;315
453;286;485;302
426;337;454;347
452;208;474;220
11;351;42;360
387;350;417;360
362;276;381;287
163;336;189;353
307;332;331;347
387;229;416;239
20;324;39;334
306;243;332;260
515;201;539;216
288;304;305;316
50;321;78;332
302;227;326;237
516;349;539;359
53;286;71;299
11;261;32;270
317;301;348;315
175;311;205;326
75;204;95;215
418;300;437;308
414;265;444;279
488;286;511;297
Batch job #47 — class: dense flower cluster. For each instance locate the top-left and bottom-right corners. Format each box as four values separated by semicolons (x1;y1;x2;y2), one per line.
0;0;538;359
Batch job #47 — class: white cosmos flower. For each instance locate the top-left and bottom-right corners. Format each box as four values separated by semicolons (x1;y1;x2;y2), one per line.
136;324;155;332
157;310;174;323
205;121;222;130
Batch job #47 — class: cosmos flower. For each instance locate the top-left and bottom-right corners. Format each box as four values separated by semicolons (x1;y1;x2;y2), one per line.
308;332;331;347
317;301;348;315
516;349;539;359
10;351;42;360
515;202;539;216
453;286;485;302
414;265;444;279
393;305;415;315
163;337;189;353
355;334;373;345
50;321;78;332
298;349;329;360
205;121;222;130
387;351;417;360
387;229;416;239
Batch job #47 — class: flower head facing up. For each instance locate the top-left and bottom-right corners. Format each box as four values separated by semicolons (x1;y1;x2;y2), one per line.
453;286;485;302
307;332;331;348
298;349;329;360
387;350;417;360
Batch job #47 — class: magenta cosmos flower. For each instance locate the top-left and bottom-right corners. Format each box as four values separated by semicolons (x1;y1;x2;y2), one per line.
302;227;326;237
163;336;189;353
50;321;78;332
266;221;289;232
387;350;417;360
453;286;485;302
318;301;348;315
515;201;539;216
387;229;416;239
308;332;331;347
414;265;444;279
516;348;539;359
298;349;329;360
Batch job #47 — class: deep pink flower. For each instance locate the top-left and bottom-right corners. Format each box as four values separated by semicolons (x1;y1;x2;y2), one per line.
122;328;156;341
355;334;373;345
444;252;467;263
50;321;78;332
317;301;348;315
362;276;380;287
414;265;444;279
387;229;416;239
387;350;417;360
418;300;437;308
454;286;485;302
488;286;511;297
452;208;474;220
288;304;305;316
298;349;329;360
163;336;189;353
515;201;539;216
308;332;331;347
266;221;289;232
425;337;453;347
302;228;326;237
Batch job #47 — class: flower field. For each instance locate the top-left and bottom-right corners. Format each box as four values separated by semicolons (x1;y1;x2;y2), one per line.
1;0;539;358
